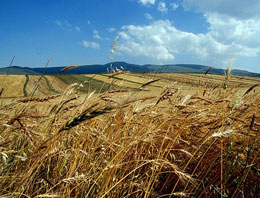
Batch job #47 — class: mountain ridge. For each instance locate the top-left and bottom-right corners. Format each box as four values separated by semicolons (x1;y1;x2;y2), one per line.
0;62;259;77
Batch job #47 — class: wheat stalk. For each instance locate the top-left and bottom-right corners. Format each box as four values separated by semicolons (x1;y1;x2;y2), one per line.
59;65;77;73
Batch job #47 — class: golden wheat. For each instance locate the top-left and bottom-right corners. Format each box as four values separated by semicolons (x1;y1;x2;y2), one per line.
0;72;259;197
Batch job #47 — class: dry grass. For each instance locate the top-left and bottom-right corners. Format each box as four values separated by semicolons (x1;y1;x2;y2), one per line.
84;74;143;89
59;65;78;73
143;73;260;90
0;75;25;97
84;73;168;91
0;72;259;198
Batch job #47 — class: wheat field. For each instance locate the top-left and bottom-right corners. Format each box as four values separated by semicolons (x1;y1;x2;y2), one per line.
0;72;259;197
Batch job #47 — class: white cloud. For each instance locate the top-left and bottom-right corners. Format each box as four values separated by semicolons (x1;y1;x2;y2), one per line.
145;13;153;20
82;40;100;49
108;27;116;33
118;19;260;65
158;1;168;13
206;13;260;50
139;0;156;6
87;20;91;24
170;2;179;10
182;0;260;19
55;20;72;31
93;29;102;39
181;0;260;59
55;20;80;32
75;26;80;32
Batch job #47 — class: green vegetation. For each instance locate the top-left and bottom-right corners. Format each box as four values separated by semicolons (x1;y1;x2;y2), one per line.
55;74;116;93
42;75;60;94
23;74;29;97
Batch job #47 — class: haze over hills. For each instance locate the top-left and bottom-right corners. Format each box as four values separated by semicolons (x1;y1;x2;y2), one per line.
0;62;260;77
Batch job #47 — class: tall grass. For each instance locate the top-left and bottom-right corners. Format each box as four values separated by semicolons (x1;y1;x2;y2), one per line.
0;70;259;197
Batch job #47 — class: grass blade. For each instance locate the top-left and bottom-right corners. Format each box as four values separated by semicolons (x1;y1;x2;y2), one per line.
243;84;258;96
140;79;160;89
205;67;213;75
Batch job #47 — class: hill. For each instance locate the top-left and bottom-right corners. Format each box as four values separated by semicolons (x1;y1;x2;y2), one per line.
0;62;260;77
0;66;39;74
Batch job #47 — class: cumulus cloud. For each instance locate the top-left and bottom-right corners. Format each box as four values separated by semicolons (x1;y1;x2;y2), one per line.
118;19;260;65
145;13;153;20
82;40;100;49
158;1;168;13
206;13;260;50
119;0;260;69
181;0;260;56
139;0;156;6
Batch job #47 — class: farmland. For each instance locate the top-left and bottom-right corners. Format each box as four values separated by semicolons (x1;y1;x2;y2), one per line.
1;73;259;98
0;72;259;197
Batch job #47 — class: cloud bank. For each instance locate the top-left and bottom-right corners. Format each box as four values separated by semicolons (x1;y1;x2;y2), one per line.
119;0;260;66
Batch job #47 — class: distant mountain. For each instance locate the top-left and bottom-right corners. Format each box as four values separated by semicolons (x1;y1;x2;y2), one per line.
30;62;150;74
0;66;39;74
0;62;259;77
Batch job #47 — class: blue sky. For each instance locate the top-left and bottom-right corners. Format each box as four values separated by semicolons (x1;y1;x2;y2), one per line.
1;0;260;73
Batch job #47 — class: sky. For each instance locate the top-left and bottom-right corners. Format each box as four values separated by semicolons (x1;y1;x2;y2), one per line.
0;0;260;73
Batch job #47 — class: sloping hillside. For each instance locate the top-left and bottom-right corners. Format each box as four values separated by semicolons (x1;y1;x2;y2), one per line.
1;62;260;77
